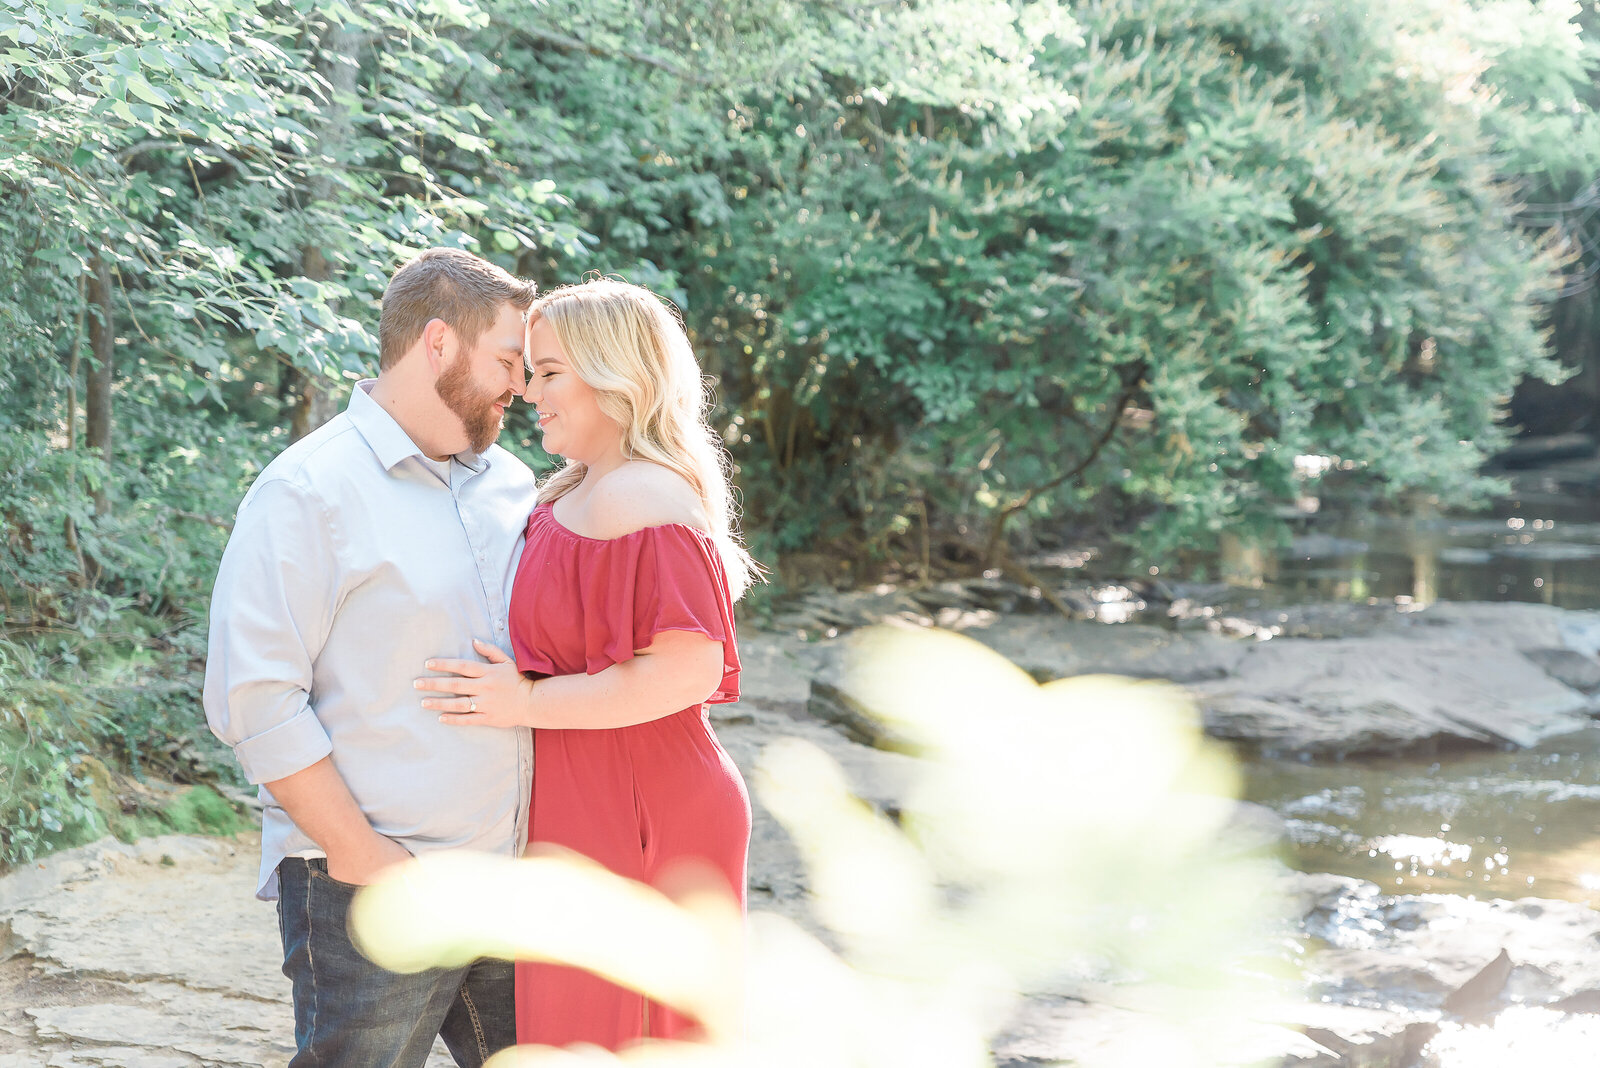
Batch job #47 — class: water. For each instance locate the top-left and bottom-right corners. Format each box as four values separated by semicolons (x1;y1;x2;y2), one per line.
1242;730;1600;904
1217;479;1600;1066
1246;488;1600;611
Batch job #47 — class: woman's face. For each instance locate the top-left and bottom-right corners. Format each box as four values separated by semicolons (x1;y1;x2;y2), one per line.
525;315;625;467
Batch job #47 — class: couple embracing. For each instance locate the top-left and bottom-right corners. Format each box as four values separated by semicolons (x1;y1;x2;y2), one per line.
202;248;759;1064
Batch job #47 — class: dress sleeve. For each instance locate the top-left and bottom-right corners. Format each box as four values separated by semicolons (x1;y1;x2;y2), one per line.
590;525;741;703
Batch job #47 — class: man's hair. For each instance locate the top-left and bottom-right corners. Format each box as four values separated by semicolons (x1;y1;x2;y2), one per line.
379;248;537;371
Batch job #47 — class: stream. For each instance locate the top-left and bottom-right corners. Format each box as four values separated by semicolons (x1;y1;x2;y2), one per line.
1222;483;1600;911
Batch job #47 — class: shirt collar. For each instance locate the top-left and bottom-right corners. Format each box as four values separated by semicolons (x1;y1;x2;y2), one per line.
346;380;493;474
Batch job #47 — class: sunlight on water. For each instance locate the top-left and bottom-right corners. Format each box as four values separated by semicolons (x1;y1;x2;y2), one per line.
1244;729;1600;903
1425;1006;1600;1067
1370;834;1474;870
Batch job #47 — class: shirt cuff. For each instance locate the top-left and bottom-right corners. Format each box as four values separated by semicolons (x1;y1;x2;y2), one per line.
231;707;334;785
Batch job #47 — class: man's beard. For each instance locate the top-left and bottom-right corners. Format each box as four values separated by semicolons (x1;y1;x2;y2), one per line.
435;357;506;454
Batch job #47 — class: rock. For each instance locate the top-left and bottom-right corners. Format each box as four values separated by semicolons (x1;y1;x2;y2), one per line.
1219;800;1290;856
1289;534;1372;559
782;599;1600;759
1290;1009;1437;1068
1294;874;1600;1010
1558;612;1600;659
0;837;458;1068
806;675;922;753
48;1051;195;1068
1268;871;1600;1065
1549;988;1600;1013
1524;648;1600;694
993;993;1332;1068
1194;635;1594;758
26;1001;289;1066
803;639;925;755
732;632;821;707
1441;948;1512;1020
968;616;1248;683
1488;432;1597;471
690;703;919;934
1247;603;1404;641
797;614;1246;695
1407;601;1573;652
6;838;285;1004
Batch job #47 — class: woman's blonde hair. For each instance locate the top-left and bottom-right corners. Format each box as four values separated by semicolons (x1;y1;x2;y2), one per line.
530;278;760;597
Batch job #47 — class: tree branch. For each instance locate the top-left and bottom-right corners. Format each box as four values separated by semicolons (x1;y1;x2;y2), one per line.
498;22;709;84
983;359;1149;567
116;139;249;176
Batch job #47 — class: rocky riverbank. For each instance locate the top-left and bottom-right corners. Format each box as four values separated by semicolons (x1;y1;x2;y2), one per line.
6;585;1600;1067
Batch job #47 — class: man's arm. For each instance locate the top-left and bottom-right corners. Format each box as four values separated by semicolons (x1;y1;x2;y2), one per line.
205;478;403;884
265;758;411;884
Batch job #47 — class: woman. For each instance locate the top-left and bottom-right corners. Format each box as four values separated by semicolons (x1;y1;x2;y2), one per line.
414;278;759;1050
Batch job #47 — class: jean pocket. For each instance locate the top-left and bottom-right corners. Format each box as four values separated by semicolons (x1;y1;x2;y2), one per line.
306;861;364;893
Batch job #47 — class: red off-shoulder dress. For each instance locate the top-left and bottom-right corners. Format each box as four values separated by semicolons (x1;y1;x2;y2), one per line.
507;501;751;1049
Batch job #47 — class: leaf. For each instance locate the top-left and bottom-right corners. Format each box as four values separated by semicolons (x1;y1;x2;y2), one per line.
125;76;172;110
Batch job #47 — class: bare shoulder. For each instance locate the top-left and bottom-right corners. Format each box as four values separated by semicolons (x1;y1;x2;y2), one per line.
585;462;710;539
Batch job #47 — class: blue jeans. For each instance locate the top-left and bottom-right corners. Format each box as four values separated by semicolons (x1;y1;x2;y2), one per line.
276;857;516;1068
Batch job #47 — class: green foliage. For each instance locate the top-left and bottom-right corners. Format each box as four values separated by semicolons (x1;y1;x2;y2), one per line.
116;784;254;841
0;624;246;866
483;0;1590;565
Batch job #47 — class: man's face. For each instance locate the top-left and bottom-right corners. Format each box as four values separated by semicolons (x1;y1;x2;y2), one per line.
435;303;528;454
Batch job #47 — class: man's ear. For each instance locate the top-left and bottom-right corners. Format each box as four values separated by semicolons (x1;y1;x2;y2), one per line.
419;318;455;374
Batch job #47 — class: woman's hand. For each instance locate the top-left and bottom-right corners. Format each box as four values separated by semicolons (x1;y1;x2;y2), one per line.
416;638;537;729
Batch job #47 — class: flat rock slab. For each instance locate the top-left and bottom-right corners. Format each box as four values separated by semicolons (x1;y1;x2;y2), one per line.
0;837;455;1068
27;1002;288;1066
1195;635;1594;757
786;601;1600;760
6;838;284;1003
993;992;1330;1067
934;615;1249;684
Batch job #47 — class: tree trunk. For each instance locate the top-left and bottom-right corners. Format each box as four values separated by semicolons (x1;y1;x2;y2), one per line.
62;272;87;579
84;253;115;514
291;21;362;442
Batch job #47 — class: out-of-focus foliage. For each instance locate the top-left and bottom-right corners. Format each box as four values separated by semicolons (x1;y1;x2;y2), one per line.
352;629;1291;1067
0;0;1594;862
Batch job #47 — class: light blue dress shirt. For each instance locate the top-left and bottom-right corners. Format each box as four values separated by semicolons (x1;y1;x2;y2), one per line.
203;381;537;899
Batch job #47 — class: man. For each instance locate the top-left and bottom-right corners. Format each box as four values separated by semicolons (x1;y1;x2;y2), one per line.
203;248;538;1066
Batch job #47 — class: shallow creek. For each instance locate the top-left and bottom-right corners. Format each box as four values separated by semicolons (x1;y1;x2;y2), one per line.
1241;729;1600;905
1211;488;1600;909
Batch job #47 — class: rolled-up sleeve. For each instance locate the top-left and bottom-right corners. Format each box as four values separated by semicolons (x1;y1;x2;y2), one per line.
203;478;337;784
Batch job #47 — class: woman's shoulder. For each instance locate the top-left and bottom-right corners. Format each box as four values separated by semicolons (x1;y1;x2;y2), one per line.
583;462;710;540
